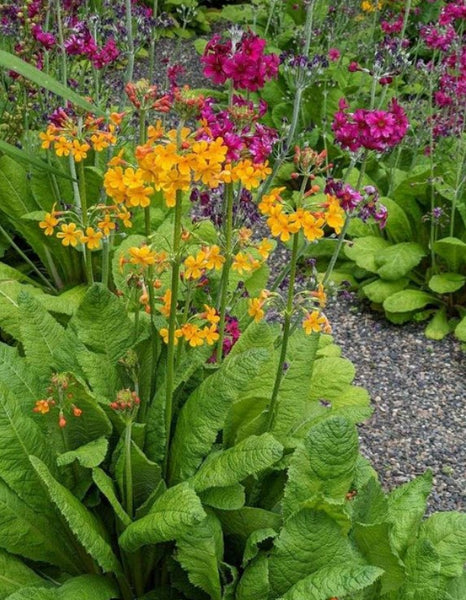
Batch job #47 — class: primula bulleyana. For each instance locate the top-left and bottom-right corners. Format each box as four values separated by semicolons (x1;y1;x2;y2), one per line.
129;246;157;267
56;223;83;247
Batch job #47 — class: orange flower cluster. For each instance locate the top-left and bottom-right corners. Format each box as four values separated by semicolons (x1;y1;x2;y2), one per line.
33;373;82;428
258;188;346;241
159;304;220;347
39;111;123;161
248;289;270;322
184;245;225;279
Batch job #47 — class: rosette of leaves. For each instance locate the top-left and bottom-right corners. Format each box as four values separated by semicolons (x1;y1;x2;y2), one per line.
0;284;464;599
337;163;466;346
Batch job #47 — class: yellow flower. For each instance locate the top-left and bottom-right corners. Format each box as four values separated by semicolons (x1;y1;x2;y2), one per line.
97;214;116;236
181;323;204;347
122;167;146;189
91;132;111;152
257;238;273;260
203;245;225;270
104;166;126;196
160;327;183;345
184;251;207;279
33;399;51;414
55;136;72;157
232;160;264;190
81;226;103;250
56;223;82;247
267;212;301;242
160;289;172;317
70;139;90;162
39;125;57;149
232;252;254;275
39;210;59;236
125;185;154;208
300;212;325;242
325;203;345;234
202;304;220;324
303;310;328;335
201;324;219;345
129;245;157;267
311;283;327;308
117;207;132;228
248;297;265;322
258;187;285;215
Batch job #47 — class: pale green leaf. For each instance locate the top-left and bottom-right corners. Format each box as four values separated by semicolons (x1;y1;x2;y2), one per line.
242;529;277;567
344;236;391;272
428;273;465;294
308;357;355;401
375;243;426;280
168;348;270;485
281;564;383;600
383;290;439;313
29;456;121;574
425;308;451;341
57;437;108;469
362;278;409;304
419;512;466;578
400;539;450;599
382;197;413;243
119;483;206;553
455;316;466;341
4;574;119;600
433;237;466;271
0;343;43;408
217;507;281;539
190;433;283;492
388;471;432;558
176;511;223;600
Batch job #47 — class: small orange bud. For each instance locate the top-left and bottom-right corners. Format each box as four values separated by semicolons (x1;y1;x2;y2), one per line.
153;279;162;289
58;414;67;428
72;405;82;417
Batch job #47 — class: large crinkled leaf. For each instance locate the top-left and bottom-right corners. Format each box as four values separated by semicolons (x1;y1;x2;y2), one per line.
236;554;270;600
447;571;466;600
200;484;245;510
217;507;281;539
69;284;135;363
115;440;162;509
280;564;383;600
0;343;43;408
92;468;131;527
119;482;206;553
400;539;451;599
29;456;121;574
362;278;409;304
283;418;359;518
57;437;109;469
4;574;119;600
0;549;47;598
242;529;277;567
0;479;76;572
168;348;270;485
388;471;432;559
0;383;59;513
190;433;283;492
308;356;355;401
268;508;363;596
176;510;223;600
419;512;466;578
375;242;426;280
383;290;439;313
272;330;319;442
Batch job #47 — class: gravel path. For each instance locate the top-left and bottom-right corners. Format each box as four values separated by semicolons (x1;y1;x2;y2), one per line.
144;36;465;515
326;298;465;514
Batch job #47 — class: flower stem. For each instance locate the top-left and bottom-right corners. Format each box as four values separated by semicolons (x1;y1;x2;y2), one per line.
267;231;300;431
216;182;234;362
77;160;94;284
124;420;133;518
163;189;183;479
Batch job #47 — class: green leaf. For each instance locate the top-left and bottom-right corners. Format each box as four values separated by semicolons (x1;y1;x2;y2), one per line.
236;554;270;600
0;549;46;598
200;484;245;510
57;437;108;469
383;290;439;313
388;471;432;558
29;456;121;574
344;236;391;272
308;357;355;401
428;273;465;294
4;574;119;600
433;237;466;271
168;348;270;485
283;418;359;517
0;50;104;116
242;529;277;567
70;284;135;363
119;483;206;553
362;278;409;304
190;433;283;492
419;512;466;578
375;243;426;280
281;564;384;600
0;383;59;513
425;308;451;341
217;507;281;539
268;508;363;596
0;343;43;408
382;197;413;243
92;468;131;527
447;571;466;600
400;539;451;599
455;316;466;341
0;479;76;572
115;441;162;509
0;139;74;180
176;511;223;600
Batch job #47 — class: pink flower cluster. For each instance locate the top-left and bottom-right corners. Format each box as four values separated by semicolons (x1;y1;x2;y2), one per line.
200;96;278;163
439;0;466;25
420;24;457;52
332;98;408;153
63;21;119;69
201;32;279;92
325;180;387;228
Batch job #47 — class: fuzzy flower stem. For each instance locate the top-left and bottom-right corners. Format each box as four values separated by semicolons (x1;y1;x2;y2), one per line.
121;0;135;110
216;182;234;362
267;231;299;431
55;0;67;85
124;420;134;518
163;189;184;480
400;0;412;41
303;0;315;58
77;160;94;284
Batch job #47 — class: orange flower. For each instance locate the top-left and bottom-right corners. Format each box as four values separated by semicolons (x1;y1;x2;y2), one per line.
97;214;116;236
202;304;220;324
303;310;329;335
39;210;59;236
39;125;57;149
184;251;207;279
201;324;219;345
81;226;103;250
248;297;265;322
56;222;82;247
267;212;300;242
70;139;90;162
257;238;273;260
204;245;225;270
129;245;157;267
311;283;327;308
300;212;325;242
181;323;204;347
55;136;72;157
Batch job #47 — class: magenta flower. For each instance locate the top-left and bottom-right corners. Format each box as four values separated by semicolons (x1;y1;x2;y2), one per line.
328;47;341;62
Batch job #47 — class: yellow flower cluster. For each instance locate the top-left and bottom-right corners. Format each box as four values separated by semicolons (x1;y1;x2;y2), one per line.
184;245;225;279
159;304;220;347
39;112;123;161
248;290;270;322
303;310;331;335
360;0;383;12
258;188;345;241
